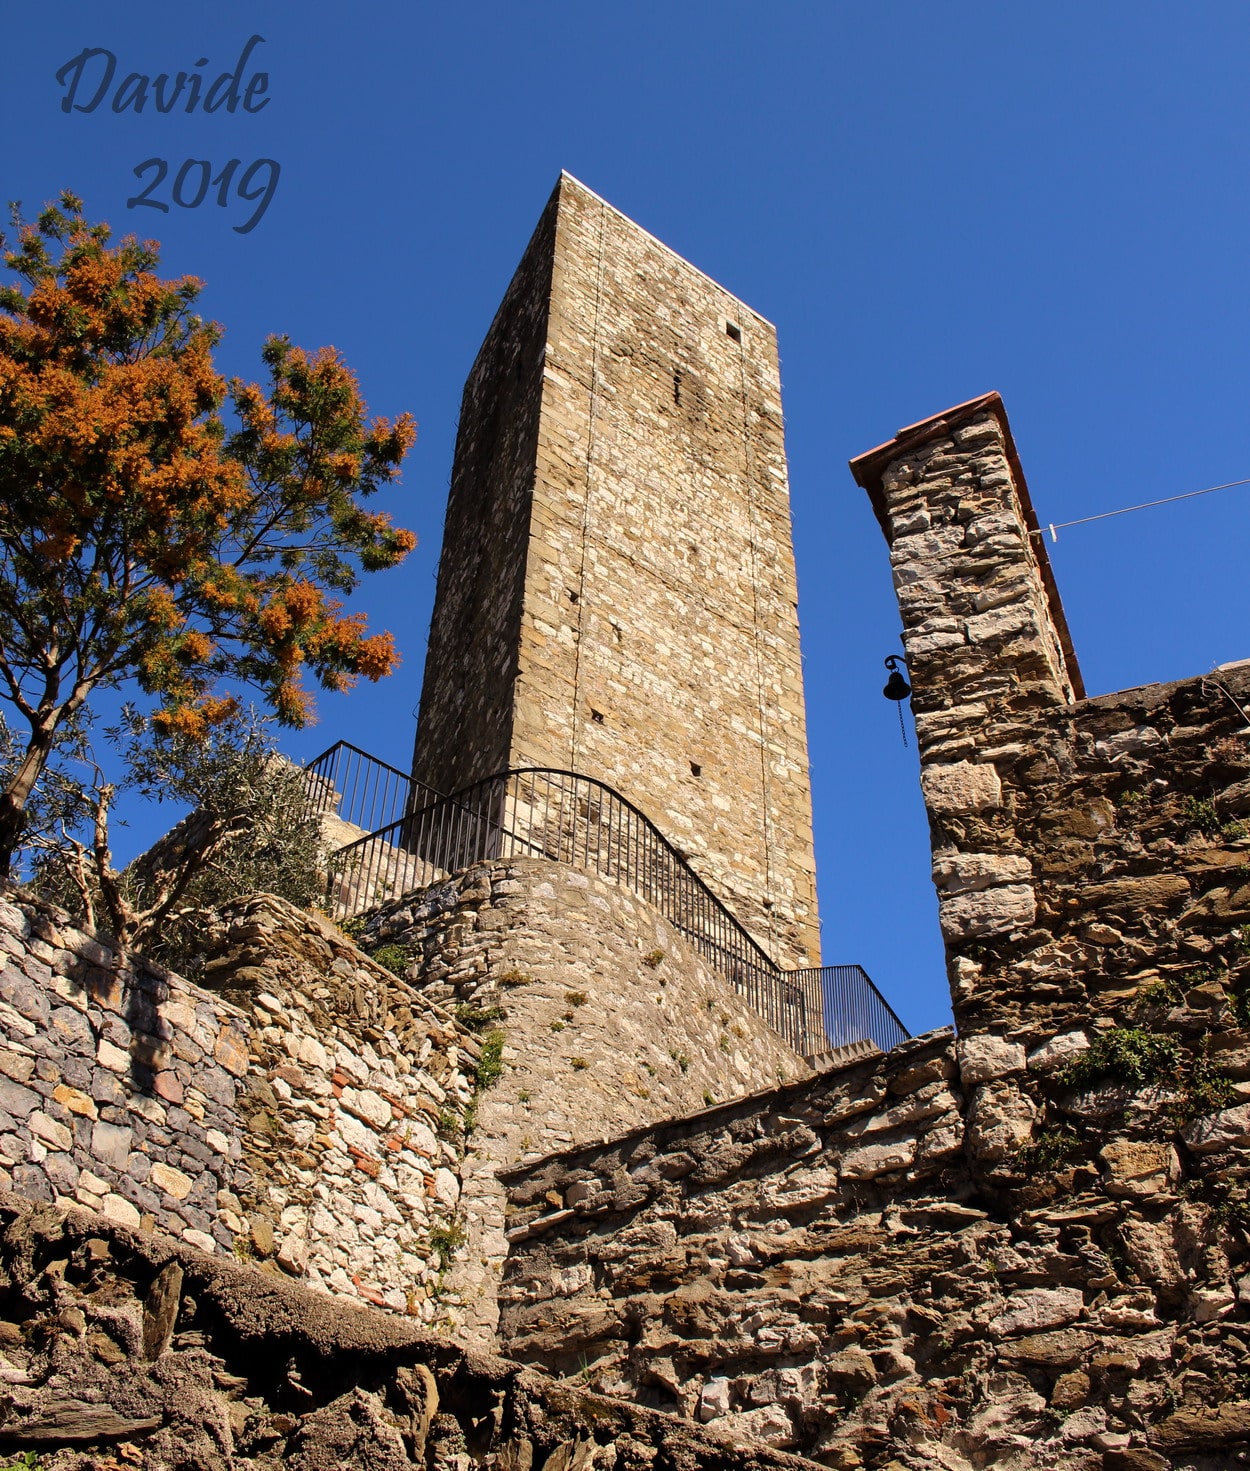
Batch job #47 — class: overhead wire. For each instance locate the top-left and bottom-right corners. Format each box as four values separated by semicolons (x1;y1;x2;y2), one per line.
1029;474;1250;541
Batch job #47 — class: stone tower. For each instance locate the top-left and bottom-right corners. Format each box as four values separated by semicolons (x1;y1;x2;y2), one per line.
413;174;819;968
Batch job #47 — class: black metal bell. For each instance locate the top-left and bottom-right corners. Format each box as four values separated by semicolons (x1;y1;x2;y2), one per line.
882;655;911;702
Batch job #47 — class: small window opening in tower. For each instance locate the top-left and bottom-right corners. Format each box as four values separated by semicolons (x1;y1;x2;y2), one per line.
568;589;579;604
591;709;604;724
690;762;702;777
725;321;741;342
673;370;682;406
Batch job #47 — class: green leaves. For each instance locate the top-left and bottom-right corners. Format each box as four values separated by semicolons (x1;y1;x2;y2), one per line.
1057;1028;1181;1090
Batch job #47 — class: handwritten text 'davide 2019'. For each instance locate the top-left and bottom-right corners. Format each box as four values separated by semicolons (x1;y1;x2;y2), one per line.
54;36;279;233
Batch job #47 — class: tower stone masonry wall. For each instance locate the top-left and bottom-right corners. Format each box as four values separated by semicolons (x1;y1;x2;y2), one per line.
411;196;557;798
413;175;821;969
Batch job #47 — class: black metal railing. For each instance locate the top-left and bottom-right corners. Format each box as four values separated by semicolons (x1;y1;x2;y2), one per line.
304;740;446;837
305;743;909;1057
794;965;909;1054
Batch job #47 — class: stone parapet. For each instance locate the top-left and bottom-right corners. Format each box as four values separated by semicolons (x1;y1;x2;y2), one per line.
499;1009;1250;1467
851;396;1250;1049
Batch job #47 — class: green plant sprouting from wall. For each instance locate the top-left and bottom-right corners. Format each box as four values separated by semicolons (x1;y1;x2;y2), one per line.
368;942;412;977
428;1219;465;1267
1017;1127;1083;1174
1132;976;1184;1014
473;1029;506;1090
1055;1025;1234;1127
1169;1046;1235;1125
1187;796;1222;838
1058;1028;1181;1090
1182;1174;1250;1232
455;1003;506;1032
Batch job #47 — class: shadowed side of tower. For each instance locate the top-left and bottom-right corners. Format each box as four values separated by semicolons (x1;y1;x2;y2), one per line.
409;194;558;789
413;174;820;968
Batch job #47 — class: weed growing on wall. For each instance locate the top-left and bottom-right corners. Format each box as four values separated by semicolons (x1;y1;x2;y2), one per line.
1133;976;1185;1014
455;1004;506;1031
1058;1028;1181;1089
1170;1047;1235;1125
429;1220;465;1264
368;943;412;977
1187;796;1222;838
1017;1127;1084;1174
474;1031;505;1089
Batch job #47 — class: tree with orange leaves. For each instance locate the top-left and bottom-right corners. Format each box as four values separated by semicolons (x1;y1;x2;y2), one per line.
0;192;416;874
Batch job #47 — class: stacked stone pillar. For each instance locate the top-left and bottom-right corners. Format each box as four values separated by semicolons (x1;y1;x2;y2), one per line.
851;394;1084;1040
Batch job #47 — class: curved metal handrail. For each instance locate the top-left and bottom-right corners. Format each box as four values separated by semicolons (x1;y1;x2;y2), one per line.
307;744;776;965
306;742;909;1055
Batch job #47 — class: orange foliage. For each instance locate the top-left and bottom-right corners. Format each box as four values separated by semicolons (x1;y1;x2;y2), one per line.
0;191;416;777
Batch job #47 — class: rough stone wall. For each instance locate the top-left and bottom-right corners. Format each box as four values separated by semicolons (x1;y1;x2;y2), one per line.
0;885;477;1328
357;856;810;1341
849;396;1250;1048
412;173;820;969
0;1194;821;1471
488;396;1250;1470
198;895;478;1322
500;1021;1250;1470
0;886;251;1253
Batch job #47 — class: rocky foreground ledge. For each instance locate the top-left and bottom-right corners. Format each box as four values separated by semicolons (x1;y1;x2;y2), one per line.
0;1193;821;1471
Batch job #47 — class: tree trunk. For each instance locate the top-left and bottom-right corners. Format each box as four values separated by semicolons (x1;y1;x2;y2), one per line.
0;727;55;877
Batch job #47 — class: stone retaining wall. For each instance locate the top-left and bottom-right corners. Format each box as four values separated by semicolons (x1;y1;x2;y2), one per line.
198;894;479;1320
0;886;251;1253
0;854;808;1349
0;885;477;1327
0;1194;819;1471
499;1021;1250;1469
358;856;809;1341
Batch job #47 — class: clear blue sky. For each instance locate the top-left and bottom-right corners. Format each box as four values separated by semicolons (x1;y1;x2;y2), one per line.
4;2;1249;1036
